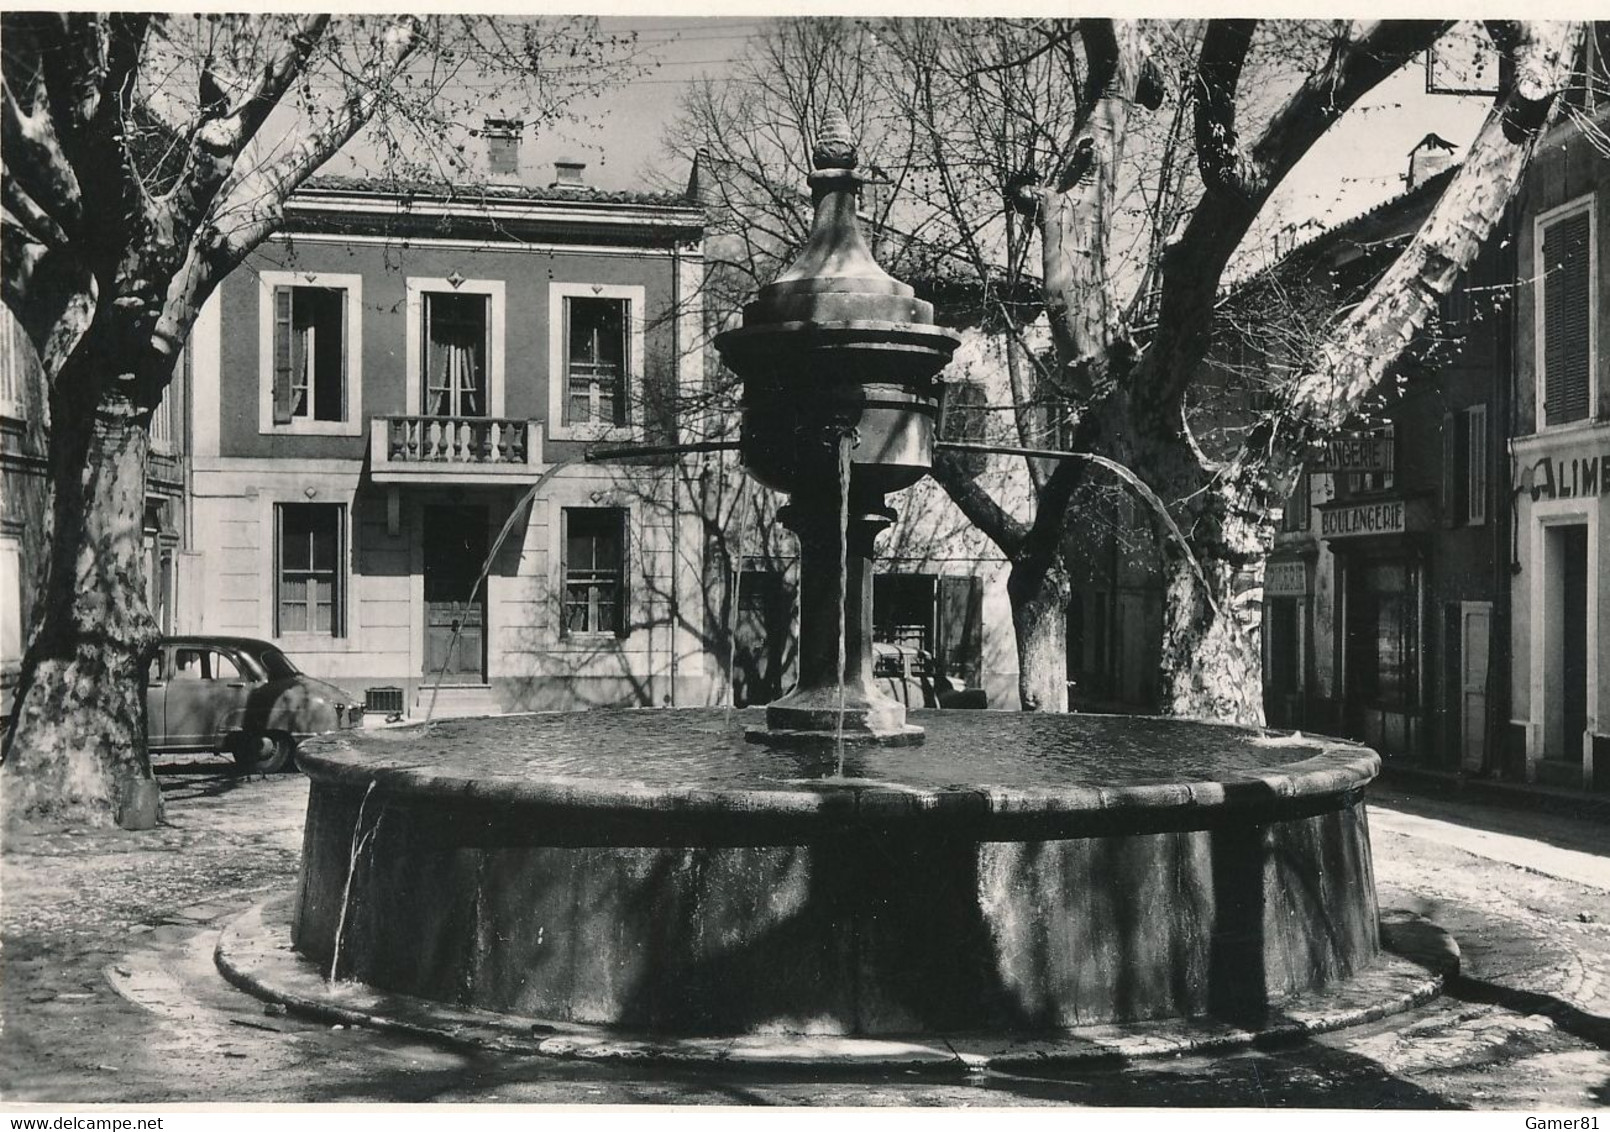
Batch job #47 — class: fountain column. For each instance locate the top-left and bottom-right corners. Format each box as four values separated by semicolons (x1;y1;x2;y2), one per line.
769;497;899;736
715;110;961;743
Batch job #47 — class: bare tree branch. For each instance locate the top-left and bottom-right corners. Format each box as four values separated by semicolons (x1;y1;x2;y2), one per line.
164;14;330;239
1139;19;1451;414
153;15;423;360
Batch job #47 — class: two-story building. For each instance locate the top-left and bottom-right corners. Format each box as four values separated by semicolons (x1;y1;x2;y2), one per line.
185;156;709;715
1255;139;1511;775
1507;97;1610;791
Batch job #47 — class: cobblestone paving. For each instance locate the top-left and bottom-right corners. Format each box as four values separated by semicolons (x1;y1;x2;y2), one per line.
2;760;1607;1108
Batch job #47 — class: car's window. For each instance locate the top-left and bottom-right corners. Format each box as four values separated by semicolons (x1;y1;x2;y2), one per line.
214;651;243;681
173;648;208;680
255;647;300;680
146;653;164;685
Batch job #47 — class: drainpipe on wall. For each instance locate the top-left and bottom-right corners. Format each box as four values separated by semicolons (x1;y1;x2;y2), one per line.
1492;198;1518;779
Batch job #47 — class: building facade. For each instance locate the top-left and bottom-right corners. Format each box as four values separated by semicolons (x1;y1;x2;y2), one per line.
1;309;192;711
185;168;710;715
1260;147;1511;774
1507;104;1610;791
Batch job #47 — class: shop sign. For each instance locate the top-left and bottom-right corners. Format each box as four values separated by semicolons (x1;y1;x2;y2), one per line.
1313;432;1395;474
1521;450;1610;501
1265;559;1310;596
1320;498;1408;539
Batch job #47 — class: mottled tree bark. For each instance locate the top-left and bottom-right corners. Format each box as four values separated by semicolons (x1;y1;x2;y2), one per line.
1008;553;1070;712
5;349;160;825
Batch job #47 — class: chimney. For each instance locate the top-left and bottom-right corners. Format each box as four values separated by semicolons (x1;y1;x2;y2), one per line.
1406;132;1456;191
551;158;586;188
483;117;523;180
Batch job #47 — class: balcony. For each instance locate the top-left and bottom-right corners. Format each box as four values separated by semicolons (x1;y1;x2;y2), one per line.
369;416;545;484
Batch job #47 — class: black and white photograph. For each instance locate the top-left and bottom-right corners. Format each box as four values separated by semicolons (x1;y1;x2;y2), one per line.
1;7;1607;1115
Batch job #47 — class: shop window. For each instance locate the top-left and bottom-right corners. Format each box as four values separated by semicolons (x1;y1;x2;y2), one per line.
1538;200;1593;427
423;292;488;417
1346;560;1419;709
564;297;628;427
1266;597;1304;705
276;503;344;637
562;507;627;637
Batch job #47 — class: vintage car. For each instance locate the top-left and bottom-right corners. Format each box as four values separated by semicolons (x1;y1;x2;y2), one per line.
872;641;988;710
144;636;362;773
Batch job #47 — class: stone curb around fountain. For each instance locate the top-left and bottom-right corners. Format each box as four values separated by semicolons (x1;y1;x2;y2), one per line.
216;895;1458;1070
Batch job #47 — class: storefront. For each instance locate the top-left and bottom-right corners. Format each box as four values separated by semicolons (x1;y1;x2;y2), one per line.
1263;555;1313;728
1509;434;1608;790
1317;494;1434;759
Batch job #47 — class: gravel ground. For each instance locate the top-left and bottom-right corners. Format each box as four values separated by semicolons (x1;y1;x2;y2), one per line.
1;756;1607;1108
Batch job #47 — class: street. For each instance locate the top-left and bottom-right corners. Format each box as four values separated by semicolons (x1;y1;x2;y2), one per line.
1;760;1606;1108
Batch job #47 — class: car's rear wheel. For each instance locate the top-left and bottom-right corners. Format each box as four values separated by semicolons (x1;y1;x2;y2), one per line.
230;732;295;774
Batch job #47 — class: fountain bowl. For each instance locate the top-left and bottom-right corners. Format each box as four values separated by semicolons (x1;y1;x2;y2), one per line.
290;708;1382;1037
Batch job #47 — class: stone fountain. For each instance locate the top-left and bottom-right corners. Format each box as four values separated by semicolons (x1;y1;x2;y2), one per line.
713;113;958;744
224;116;1440;1059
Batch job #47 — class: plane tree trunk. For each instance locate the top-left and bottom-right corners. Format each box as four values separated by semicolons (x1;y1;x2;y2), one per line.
5;338;163;827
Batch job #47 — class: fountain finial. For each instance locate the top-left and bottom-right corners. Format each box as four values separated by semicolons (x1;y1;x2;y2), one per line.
813;109;858;171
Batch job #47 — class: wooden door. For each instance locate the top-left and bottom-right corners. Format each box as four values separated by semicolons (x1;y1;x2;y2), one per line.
1459;601;1492;774
423;506;487;683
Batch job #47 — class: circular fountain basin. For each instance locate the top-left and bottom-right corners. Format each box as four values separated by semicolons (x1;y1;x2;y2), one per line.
293;710;1381;1037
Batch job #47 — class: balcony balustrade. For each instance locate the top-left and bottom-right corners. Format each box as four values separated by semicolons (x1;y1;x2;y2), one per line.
369;415;544;484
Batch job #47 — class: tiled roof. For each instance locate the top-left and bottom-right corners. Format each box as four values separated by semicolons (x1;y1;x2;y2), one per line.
299;174;698;211
1277;164;1458;264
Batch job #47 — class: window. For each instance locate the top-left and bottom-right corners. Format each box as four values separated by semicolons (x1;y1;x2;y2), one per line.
423;292;488;417
562;507;626;636
565;297;628;427
1466;404;1488;525
273;287;346;424
172;647;242;681
0;538;22;679
1281;471;1311;532
548;283;644;438
259;271;362;435
405;278;504;421
1538;199;1594;427
1;306;29;417
276;503;344;637
150;381;174;450
1441;405;1488;526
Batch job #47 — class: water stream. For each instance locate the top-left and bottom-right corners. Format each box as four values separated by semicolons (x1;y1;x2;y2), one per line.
834;429;854;774
725;474;750;731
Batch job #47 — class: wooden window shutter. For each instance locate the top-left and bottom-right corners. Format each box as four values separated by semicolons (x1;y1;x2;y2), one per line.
617;300;630;427
560;298;573;426
558;507;570;638
272;287;294;424
1467;404;1487;525
615;507;631;639
1542;210;1591;426
1441;411;1459;527
339;292;349;421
